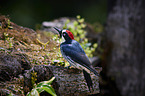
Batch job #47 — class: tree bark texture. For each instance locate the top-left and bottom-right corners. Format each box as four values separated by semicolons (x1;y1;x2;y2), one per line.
105;0;145;96
24;65;101;96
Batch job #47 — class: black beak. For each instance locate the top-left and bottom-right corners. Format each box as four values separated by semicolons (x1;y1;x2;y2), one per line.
53;27;62;37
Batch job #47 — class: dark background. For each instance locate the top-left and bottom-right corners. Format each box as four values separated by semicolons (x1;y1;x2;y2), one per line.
0;0;107;29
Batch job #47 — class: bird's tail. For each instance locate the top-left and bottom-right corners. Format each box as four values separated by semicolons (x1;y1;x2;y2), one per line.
83;69;93;92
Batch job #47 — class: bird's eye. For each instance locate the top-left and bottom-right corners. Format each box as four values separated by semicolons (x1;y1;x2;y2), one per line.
63;33;66;37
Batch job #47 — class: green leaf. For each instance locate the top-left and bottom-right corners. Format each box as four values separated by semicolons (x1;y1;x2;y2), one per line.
73;21;78;26
93;43;98;48
8;92;14;96
85;43;91;47
77;15;81;19
36;88;44;93
26;92;31;96
36;77;55;87
36;81;45;87
39;87;57;96
29;89;39;96
44;77;55;85
42;85;56;93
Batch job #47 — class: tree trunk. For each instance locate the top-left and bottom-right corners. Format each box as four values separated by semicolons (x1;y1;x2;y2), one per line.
105;0;145;96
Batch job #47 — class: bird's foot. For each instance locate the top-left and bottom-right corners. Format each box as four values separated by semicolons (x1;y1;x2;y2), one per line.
65;65;75;69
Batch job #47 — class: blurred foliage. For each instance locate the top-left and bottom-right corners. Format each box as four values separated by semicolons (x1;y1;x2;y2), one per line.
93;22;104;33
64;15;98;57
27;77;57;96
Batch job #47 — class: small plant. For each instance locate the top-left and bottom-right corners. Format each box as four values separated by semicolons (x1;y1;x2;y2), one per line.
4;32;14;48
36;38;49;49
31;71;37;87
27;77;57;96
7;19;13;29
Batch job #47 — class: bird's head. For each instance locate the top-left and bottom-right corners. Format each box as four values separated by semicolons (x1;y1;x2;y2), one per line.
54;27;74;40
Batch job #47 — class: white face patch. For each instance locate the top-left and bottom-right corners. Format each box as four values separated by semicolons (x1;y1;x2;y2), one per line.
60;30;66;43
62;29;67;33
61;35;65;42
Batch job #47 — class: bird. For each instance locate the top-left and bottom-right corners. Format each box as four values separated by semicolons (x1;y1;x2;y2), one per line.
53;27;99;92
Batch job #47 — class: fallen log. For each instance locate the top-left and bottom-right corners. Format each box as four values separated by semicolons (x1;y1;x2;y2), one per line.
24;65;101;96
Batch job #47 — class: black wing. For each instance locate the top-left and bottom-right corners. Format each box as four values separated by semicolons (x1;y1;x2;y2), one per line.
61;44;92;68
60;40;99;76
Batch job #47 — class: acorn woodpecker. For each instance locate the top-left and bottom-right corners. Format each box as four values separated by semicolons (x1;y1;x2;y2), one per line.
54;27;99;92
